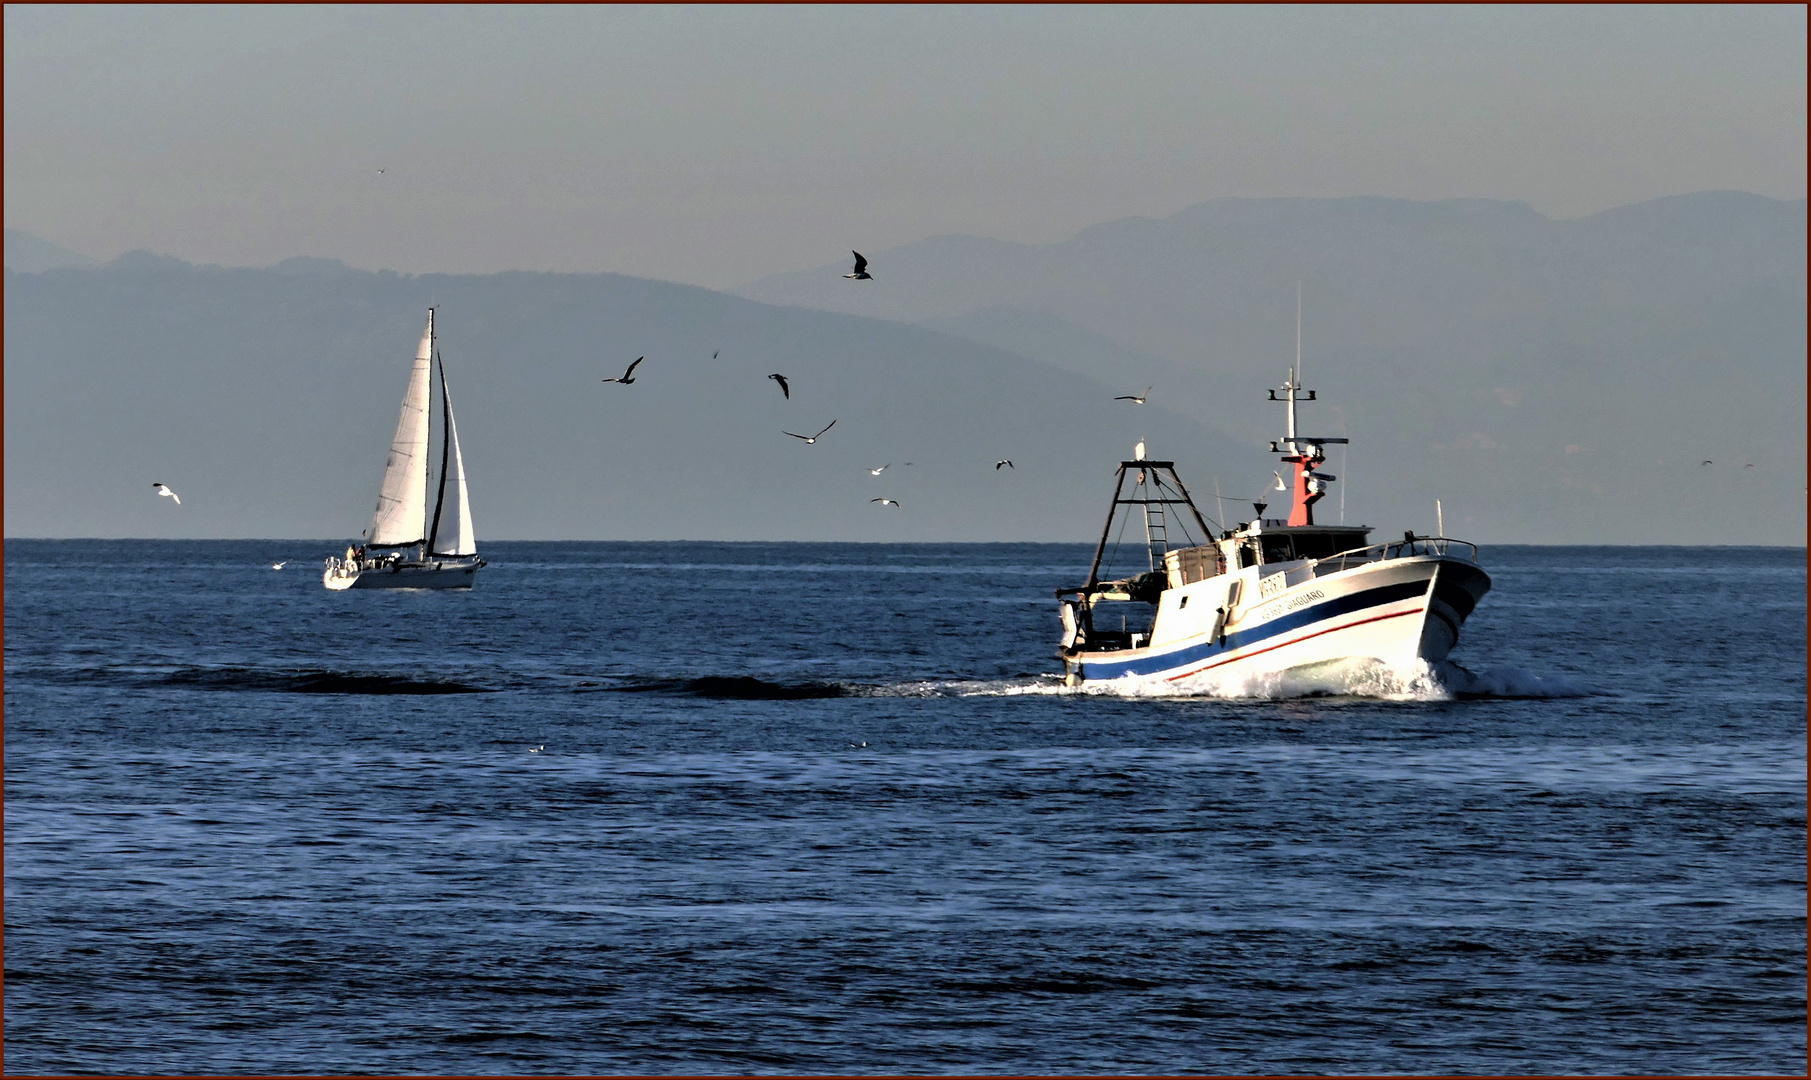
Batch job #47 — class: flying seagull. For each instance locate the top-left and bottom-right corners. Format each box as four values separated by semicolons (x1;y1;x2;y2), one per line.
1701;460;1714;465
153;483;181;505
871;498;900;508
844;251;872;280
1114;386;1153;404
1273;471;1288;491
769;373;791;399
712;350;720;359
784;419;837;444
995;460;1014;470
270;560;288;570
869;463;890;476
602;357;644;384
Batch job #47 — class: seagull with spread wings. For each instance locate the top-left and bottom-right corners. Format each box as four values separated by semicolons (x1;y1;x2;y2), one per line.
784;420;837;444
995;460;1014;470
843;251;872;280
601;357;644;384
769;373;791;399
153;483;181;506
869;463;890;476
871;498;900;508
1114;386;1152;404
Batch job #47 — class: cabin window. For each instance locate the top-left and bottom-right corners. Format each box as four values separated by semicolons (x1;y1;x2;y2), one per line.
1252;532;1370;563
1179;595;1189;609
1238;541;1260;569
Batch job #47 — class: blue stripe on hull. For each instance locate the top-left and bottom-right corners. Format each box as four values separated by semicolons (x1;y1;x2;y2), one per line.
1078;578;1428;680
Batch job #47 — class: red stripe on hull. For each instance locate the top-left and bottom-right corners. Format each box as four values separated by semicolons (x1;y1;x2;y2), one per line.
1165;607;1426;682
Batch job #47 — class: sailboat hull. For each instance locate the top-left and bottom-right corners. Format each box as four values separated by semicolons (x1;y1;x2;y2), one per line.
323;559;483;590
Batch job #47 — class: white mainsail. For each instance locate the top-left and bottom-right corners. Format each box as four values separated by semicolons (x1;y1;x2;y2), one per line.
429;358;477;557
369;312;435;547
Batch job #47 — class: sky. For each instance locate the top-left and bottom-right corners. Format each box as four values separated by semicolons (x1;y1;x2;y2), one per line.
5;4;1806;290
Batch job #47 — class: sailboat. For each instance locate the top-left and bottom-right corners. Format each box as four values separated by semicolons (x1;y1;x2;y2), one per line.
324;309;485;590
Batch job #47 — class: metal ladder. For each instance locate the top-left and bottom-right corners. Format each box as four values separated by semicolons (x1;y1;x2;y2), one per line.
1140;476;1168;570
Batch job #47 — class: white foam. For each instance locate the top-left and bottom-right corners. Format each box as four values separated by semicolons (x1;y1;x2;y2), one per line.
911;659;1602;702
1434;662;1600;699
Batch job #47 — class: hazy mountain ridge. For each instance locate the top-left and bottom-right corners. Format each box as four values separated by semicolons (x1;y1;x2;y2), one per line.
6;191;1804;544
4;258;1244;542
4;228;98;272
737;192;1806;545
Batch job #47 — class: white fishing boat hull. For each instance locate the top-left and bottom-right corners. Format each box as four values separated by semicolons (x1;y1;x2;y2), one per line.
1062;550;1489;687
1058;330;1491;694
323;557;483;590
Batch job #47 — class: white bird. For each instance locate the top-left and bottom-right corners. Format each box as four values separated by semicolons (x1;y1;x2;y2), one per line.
602;357;644;384
1114;386;1152;404
270;561;288;570
784;419;837;444
376;168;385;175
869;463;890;476
995;460;1014;470
871;498;901;508
528;744;545;753
153;483;181;505
843;251;872;280
1273;471;1288;491
849;740;867;748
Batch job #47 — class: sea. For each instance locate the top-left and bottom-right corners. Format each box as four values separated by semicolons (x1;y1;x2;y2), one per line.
3;540;1805;1074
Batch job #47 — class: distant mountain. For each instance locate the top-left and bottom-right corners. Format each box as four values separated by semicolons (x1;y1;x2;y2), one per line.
4;229;98;272
4;258;1244;542
918;306;1188;396
739;192;1807;545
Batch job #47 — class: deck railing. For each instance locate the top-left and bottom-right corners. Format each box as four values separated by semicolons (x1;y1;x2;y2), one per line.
1313;536;1478;576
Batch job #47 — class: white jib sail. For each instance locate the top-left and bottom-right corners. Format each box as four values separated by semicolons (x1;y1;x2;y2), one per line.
429;366;476;556
368;313;434;547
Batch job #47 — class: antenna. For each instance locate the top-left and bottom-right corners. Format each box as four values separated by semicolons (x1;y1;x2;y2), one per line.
1436;498;1444;538
1295;282;1302;386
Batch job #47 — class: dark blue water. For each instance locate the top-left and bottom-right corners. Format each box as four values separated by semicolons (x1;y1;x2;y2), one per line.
5;541;1805;1074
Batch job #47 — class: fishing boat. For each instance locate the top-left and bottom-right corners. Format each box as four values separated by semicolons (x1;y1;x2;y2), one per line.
1056;360;1489;689
324;309;484;590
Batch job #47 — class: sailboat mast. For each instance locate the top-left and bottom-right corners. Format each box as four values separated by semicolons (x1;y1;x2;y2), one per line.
425;309;436;558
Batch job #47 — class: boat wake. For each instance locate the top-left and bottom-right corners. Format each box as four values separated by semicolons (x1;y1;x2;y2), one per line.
603;675;852;700
924;659;1600;702
31;664;494;695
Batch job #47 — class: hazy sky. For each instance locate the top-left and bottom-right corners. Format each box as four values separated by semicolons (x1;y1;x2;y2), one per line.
6;4;1805;289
